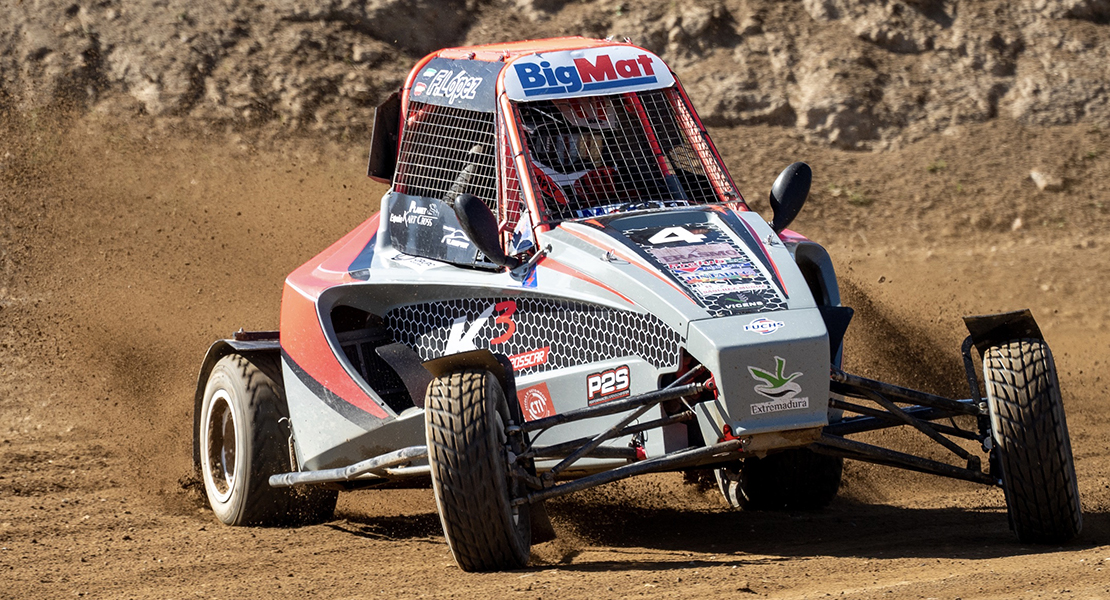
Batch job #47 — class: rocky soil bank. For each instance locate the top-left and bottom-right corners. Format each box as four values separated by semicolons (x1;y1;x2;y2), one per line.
2;0;1109;149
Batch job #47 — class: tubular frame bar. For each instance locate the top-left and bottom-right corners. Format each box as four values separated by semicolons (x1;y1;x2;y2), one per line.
535;446;638;460
542;400;657;481
826;400;980;440
960;336;984;406
831;368;982;416
268;445;428;488
529;410;695;460
536;370;708;479
811;434;998;486
520;381;706;433
856;388;975;462
516;439;743;505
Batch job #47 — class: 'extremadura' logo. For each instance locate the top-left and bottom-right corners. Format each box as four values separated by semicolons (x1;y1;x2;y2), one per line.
747;356;809;415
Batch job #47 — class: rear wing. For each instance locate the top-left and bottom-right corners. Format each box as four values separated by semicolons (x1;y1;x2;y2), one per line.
367;90;401;184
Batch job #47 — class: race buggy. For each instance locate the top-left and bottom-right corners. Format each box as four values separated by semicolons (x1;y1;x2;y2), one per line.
192;37;1083;571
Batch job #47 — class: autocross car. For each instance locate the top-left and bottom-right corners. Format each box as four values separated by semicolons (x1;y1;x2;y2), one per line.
193;37;1082;571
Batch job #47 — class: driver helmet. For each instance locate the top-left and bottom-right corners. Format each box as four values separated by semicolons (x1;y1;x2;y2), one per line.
524;97;629;211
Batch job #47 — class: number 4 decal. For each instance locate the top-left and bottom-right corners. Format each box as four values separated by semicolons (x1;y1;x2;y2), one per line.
648;226;706;245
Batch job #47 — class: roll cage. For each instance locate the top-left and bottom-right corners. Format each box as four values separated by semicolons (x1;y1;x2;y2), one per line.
368;40;748;267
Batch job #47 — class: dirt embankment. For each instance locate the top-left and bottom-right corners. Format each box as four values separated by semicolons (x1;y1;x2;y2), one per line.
2;0;1108;148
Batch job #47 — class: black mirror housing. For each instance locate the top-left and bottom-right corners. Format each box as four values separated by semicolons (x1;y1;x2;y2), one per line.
453;194;520;269
769;162;812;233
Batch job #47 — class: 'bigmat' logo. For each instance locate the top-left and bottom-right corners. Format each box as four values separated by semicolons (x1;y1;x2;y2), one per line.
505;47;675;101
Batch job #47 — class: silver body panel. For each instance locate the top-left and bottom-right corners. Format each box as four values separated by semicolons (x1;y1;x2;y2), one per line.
282;196;838;473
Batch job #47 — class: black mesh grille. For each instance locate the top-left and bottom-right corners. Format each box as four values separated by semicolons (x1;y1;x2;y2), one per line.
516;89;728;221
385;297;682;376
393;102;498;208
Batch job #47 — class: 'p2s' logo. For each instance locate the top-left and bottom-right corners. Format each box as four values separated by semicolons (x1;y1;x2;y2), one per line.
587;365;630;405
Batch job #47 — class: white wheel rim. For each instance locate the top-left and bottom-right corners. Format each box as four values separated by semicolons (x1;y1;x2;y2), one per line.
203;389;237;504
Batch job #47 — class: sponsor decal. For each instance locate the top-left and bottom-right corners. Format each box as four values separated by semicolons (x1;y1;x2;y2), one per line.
647;243;742;265
671;259;732;272
421;68;437;78
747;356;809;415
504;47;675;101
391;253;443;273
517;383;556;421
723;293;763;308
389;199;440;227
420;68;484;105
515;54;656;96
575;203;625;218
744;317;784;335
726;300;763;308
621;219;788;316
412;81;427;96
750;396;810;415
691;281;767;295
509;346;550;370
587;364;631;405
444;300;517;353
677;265;759;284
441;225;471;250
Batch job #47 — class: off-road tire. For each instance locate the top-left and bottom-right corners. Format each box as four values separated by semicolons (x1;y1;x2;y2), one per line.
715;448;842;511
199;353;338;526
984;339;1082;543
426;369;531;571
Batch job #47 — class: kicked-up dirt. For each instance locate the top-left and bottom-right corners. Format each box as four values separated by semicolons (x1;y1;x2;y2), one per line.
0;108;1108;599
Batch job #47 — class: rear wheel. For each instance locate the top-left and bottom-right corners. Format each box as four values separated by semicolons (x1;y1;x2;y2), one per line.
199;353;337;526
426;369;531;571
984;339;1082;543
715;448;842;510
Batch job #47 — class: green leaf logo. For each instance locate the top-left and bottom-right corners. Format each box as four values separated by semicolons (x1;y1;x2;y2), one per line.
748;356;802;399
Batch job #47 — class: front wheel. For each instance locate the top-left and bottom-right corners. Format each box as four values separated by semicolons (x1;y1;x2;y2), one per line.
984;338;1082;543
425;369;531;571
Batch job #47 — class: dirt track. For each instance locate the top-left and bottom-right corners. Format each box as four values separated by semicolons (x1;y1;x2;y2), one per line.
1;113;1108;599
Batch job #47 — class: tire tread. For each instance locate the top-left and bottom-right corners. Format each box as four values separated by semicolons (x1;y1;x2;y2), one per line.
985;339;1082;543
426;370;529;571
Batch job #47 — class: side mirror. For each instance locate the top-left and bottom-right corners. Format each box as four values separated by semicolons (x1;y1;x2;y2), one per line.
454;194;521;270
769;162;811;233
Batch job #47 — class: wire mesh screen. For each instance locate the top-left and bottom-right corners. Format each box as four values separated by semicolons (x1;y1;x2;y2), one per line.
393;102;498;209
667;88;737;201
515;89;728;221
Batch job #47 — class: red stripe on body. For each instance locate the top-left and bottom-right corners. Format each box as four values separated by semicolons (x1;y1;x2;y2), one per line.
559;226;696;304
777;228;810;244
280;213;388;419
735;216;789;297
538;256;637;306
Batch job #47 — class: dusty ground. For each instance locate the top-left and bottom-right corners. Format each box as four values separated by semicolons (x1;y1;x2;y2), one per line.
1;111;1109;599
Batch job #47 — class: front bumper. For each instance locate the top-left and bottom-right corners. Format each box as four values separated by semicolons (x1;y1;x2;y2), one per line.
686;308;831;449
